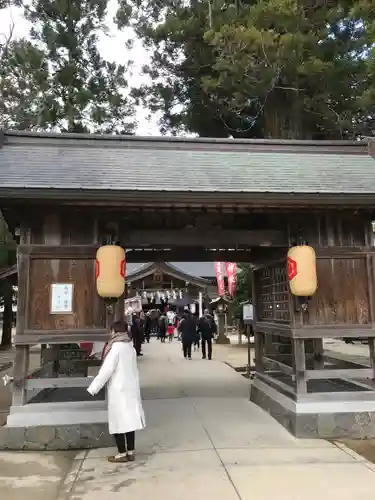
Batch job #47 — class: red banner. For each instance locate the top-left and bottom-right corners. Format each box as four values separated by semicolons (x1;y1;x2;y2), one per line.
214;262;225;296
225;262;237;297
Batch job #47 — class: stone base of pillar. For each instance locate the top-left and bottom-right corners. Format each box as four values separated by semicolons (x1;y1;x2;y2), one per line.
250;378;375;439
216;335;231;345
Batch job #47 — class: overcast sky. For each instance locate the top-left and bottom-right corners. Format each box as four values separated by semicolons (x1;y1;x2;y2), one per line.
0;1;162;135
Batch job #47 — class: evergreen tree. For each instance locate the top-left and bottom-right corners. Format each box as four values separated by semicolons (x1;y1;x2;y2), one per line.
0;1;47;129
0;37;49;130
23;0;136;133
118;0;374;138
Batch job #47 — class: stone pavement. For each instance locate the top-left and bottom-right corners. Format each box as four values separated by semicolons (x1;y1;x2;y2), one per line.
0;450;75;500
2;338;375;500
60;339;375;500
324;338;370;365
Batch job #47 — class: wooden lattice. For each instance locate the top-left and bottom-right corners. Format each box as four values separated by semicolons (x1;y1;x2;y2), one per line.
256;263;290;323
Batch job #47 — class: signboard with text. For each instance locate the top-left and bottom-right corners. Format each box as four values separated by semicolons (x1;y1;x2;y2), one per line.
50;283;73;314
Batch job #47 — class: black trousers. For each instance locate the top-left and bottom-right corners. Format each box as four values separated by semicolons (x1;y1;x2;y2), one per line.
133;336;142;355
113;431;135;453
182;341;192;358
202;338;213;359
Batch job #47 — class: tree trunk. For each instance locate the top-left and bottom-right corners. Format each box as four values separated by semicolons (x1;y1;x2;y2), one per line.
263;88;312;139
0;278;13;349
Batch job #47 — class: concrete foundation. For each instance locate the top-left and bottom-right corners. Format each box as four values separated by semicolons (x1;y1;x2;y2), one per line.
0;422;112;450
250;378;375;439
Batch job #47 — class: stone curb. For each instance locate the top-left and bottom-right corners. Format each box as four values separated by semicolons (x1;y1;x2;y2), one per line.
333;441;375;473
0;423;113;451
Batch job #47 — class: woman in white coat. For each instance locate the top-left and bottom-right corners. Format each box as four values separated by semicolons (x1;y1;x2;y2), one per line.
87;320;146;463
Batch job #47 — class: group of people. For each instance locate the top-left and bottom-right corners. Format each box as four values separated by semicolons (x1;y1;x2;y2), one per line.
179;307;217;360
129;306;218;361
156;312;176;343
129;309;176;356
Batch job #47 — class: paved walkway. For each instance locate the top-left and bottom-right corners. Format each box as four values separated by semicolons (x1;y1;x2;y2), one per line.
2;339;375;500
61;340;375;500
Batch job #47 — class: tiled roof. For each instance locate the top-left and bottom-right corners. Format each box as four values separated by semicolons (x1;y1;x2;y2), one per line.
1;131;374;194
127;262;216;278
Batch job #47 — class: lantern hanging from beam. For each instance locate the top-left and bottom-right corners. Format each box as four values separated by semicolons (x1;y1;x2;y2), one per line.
96;245;126;298
287;245;317;296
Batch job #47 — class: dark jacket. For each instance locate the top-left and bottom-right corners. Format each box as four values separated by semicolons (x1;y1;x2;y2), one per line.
179;312;197;343
159;315;168;336
197;314;217;340
131;314;144;342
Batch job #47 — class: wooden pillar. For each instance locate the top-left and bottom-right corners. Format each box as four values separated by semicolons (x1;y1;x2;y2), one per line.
12;346;29;405
254;332;264;373
12;224;30;405
366;224;375;379
292;339;307;395
313;338;324;369
0;278;13;349
114;293;125;322
250;268;262;373
369;338;375;380
105;301;115;330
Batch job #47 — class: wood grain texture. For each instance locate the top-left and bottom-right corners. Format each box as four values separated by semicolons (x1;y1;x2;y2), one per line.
28;258;105;330
305;258;370;325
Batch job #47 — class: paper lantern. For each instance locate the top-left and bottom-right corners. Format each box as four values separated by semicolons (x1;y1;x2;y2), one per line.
96;245;126;298
287;246;317;296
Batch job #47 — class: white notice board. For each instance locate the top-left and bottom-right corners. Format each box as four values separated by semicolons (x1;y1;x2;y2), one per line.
50;283;74;314
243;303;254;322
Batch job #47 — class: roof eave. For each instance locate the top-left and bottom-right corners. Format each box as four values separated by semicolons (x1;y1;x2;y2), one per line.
0;188;374;208
127;262;211;287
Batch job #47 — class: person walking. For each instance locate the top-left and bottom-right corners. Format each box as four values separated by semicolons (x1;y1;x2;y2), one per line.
159;312;168;343
144;312;151;343
131;312;144;357
87;320;146;463
197;309;217;360
193;327;200;352
179;307;197;360
167;322;174;342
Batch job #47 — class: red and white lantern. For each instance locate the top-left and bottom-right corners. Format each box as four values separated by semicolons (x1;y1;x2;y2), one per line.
96;245;126;298
287;246;317;296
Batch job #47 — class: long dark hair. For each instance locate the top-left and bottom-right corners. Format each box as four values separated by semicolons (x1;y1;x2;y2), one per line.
110;320;129;334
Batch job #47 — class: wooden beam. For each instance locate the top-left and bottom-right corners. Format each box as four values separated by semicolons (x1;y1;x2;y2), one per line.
18;244;98;258
292;325;375;339
17;244;261;263
20;243;375;262
126;249;254;262
305;368;374;380
15;328;108;345
121;229;287;247
316;247;368;258
255;322;293;336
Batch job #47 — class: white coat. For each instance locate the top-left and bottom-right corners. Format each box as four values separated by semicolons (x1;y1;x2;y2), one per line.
87;342;146;435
